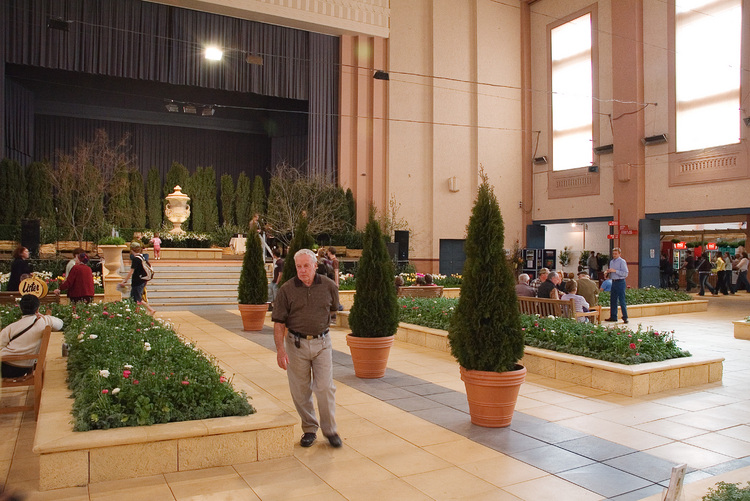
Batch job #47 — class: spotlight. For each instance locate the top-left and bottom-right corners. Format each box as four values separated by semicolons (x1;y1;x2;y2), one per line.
533;156;548;165
205;47;223;61
373;70;390;80
165;101;179;113
245;54;263;65
183;105;197;114
201;106;215;117
47;18;71;31
642;133;668;145
593;144;613;155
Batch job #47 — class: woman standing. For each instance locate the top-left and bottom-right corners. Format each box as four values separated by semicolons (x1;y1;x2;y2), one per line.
735;252;750;293
7;246;32;292
58;253;95;303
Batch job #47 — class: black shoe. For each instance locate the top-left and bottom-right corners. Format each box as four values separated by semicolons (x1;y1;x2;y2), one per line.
326;434;342;448
622;319;629;324
300;433;316;447
604;318;617;322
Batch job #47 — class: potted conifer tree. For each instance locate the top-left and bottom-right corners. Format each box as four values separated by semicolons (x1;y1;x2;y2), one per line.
346;211;399;378
279;215;315;286
447;170;526;427
237;230;268;331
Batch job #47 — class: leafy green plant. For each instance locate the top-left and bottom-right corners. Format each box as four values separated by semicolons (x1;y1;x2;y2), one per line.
129;168;146;228
146;167;162;230
212;223;243;248
250;175;266;218
348;211;399;338
98;236;126;246
237;231;268;305
220;174;236;226
0;301;254;431
702;482;750;501
234;172;252;231
559;246;572;267
448;170;523;373
0;158;27;226
25;161;54;223
191;166;219;233
598;287;692;306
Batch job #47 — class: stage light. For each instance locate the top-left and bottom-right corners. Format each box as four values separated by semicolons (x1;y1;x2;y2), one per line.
165;101;179;113
183;105;197;114
205;47;223;61
201;106;215;116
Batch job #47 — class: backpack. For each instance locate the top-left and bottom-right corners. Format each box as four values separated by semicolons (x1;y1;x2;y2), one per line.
136;255;155;281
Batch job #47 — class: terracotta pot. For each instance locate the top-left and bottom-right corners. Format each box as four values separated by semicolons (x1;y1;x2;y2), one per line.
238;303;268;331
460;365;527;428
346;334;395;379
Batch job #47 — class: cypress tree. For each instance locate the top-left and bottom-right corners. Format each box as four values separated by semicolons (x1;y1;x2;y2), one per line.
146;167;162;229
447;171;524;373
237;230;268;304
345;188;356;230
220;174;236;226
129;168;146;228
203;166;219;231
280;215;314;285
348;211;399;338
235;172;252;230
107;164;132;229
250;175;266;217
0;159;27;225
190;166;206;232
26;161;54;222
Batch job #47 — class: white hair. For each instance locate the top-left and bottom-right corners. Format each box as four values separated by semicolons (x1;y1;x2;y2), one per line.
294;248;317;264
517;273;530;284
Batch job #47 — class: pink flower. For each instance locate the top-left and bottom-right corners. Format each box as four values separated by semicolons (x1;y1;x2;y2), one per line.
165;376;169;380
629;343;636;349
627;334;632;338
636;353;640;356
521;328;526;331
102;389;109;394
133;380;139;384
219;376;227;383
637;339;642;342
182;380;189;385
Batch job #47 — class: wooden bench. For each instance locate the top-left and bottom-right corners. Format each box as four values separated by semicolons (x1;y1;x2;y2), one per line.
517;296;600;324
0;292;62;306
397;286;444;298
0;325;52;420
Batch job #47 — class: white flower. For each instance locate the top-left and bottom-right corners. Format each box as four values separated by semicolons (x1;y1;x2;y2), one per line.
77;333;84;340
99;370;110;378
144;342;151;351
145;346;151;351
123;364;133;369
547;315;555;319
112;388;120;395
89;334;98;339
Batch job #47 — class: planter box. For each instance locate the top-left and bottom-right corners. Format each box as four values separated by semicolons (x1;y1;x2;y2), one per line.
34;332;296;491
158;247;224;260
734;320;750;340
337;312;724;397
338;287;460;310
599;299;707;319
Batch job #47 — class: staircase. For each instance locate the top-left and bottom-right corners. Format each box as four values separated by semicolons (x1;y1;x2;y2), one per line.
141;260;247;307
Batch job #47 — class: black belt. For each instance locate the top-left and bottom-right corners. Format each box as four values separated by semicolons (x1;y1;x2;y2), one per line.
288;328;329;340
612;279;625;282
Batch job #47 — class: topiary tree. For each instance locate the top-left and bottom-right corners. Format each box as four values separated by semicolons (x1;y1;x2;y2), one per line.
235;172;252;231
237;230;268;305
107;164;132;228
447;170;524;373
190;166;218;233
26;161;54;223
129;168;146;229
348;210;399;338
250;175;266;218
220;174;236;226
146;167;162;229
345;187;356;230
279;215;315;285
0;158;28;226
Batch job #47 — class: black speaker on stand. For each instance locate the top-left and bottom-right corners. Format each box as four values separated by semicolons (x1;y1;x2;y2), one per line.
394;230;409;266
21;219;41;258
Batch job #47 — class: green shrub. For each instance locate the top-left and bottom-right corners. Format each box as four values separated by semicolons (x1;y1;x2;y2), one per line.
220;174;236;226
237;231;268;305
146;167;162;230
280;216;314;285
0;225;20;241
448;172;523;373
0;158;27;226
129;169;146;228
250;175;266;217
26;161;54;222
702;482;750;501
348;212;399;338
598;287;692;306
99;236;126;246
0;302;254;431
235;173;252;231
212;223;243;248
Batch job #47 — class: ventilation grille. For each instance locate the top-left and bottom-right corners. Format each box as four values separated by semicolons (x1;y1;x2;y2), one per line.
680;155;737;174
555;175;592;189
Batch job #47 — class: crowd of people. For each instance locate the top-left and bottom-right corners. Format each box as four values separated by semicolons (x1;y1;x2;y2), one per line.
664;247;750;296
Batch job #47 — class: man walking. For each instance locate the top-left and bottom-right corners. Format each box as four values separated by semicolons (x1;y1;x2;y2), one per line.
272;249;342;448
604;247;629;324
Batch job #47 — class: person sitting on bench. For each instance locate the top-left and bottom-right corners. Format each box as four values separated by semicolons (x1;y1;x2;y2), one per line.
0;295;63;378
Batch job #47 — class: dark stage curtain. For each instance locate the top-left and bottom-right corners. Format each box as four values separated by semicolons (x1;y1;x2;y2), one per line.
3;0;339;179
4;80;35;165
34;115;270;183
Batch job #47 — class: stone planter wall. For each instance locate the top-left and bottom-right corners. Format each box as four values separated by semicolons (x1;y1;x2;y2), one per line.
734;320;750;340
335;312;724;397
34;332;296;491
599;299;707;319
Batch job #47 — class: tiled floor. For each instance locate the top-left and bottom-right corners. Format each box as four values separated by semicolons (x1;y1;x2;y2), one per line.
2;294;750;500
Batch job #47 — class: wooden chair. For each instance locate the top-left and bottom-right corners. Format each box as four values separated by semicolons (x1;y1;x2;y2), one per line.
1;325;52;420
517;296;599;324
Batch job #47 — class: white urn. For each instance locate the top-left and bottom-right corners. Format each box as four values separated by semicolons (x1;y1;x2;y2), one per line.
165;185;191;234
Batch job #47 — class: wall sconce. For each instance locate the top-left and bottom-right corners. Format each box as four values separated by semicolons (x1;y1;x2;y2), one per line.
588;165;599;173
533;156;548;165
593;144;613;155
373;70;390;80
448;176;460;192
743;117;750;127
642;133;668;146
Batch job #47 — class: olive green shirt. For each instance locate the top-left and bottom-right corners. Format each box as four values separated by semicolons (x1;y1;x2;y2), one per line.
272;274;339;337
575;277;599;307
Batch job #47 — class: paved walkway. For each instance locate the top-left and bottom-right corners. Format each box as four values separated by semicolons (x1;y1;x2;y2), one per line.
1;294;749;500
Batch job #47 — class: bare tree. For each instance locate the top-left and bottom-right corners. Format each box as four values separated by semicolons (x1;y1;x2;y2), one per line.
265;163;348;247
48;129;136;244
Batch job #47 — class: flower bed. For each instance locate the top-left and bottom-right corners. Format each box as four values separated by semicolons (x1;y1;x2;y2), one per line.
338;272;462;291
0;301;254;431
1;270;104;294
598;287;692;306
397;297;691;365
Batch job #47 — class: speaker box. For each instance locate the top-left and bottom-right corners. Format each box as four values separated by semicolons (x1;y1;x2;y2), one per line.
394;230;409;261
386;242;399;261
21;219;41;258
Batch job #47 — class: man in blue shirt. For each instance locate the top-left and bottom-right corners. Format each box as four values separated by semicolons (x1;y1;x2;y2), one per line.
604;247;628;324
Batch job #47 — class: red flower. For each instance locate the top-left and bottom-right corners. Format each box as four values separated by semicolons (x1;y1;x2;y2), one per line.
102;389;109;394
629;343;636;349
181;380;189;385
133;380;139;384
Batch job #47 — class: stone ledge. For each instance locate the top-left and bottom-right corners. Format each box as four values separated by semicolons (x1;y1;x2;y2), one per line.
33;332;296;491
734;320;750;340
159;248;224;260
337;313;724;398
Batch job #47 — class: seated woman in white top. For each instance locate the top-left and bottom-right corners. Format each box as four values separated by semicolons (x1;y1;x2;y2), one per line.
560;280;590;322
